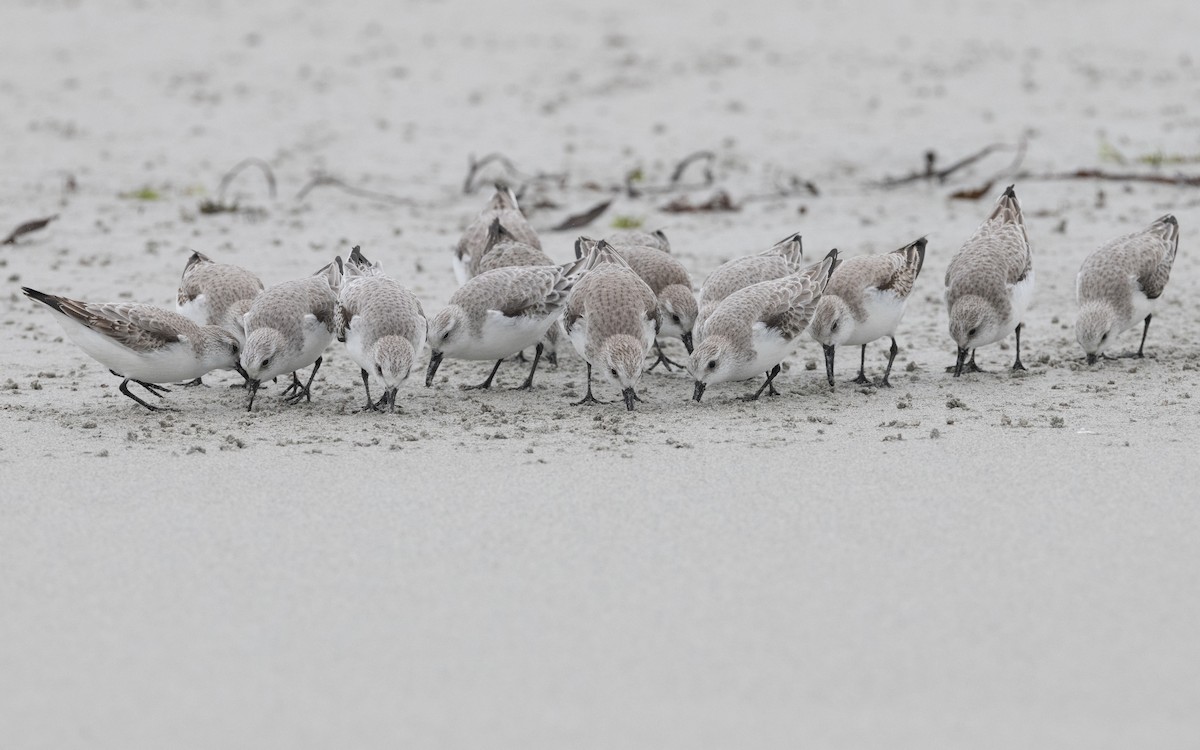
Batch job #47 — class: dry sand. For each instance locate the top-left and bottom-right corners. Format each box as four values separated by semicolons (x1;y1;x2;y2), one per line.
2;0;1199;747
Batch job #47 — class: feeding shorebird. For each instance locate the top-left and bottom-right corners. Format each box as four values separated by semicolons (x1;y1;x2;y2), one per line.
425;258;584;391
453;183;540;285
690;249;837;402
336;246;428;412
809;237;927;388
695;233;804;339
577;236;695;370
22;287;241;411
476;218;563;366
240;258;342;411
563;241;659;410
1076;215;1180;364
945;185;1035;376
175;249;263;385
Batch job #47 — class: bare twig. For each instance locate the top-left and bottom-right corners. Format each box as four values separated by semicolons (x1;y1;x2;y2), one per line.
550;199;613;231
879;143;1012;187
660;190;738;213
217;158;276;203
950;138;1028;200
1016;169;1200;187
2;215;58;245
463;152;568;195
295;174;416;205
669;151;716;185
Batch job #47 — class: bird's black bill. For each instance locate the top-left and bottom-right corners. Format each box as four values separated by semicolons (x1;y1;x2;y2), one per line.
954;347;968;377
1086;353;1097;365
425;351;443;387
623;387;637;411
823;344;836;387
681;332;693;354
246;380;261;411
692;381;706;402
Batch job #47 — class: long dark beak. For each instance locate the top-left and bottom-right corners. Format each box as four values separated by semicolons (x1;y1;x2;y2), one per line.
234;362;250;382
246;380;260;411
386;387;398;412
823;344;835;387
425;351;443;387
622;387;636;411
693;381;706;402
954;347;968;377
1086;353;1097;365
681;332;693;354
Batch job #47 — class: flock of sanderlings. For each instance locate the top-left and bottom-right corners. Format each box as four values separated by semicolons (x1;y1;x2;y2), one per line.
20;183;1180;412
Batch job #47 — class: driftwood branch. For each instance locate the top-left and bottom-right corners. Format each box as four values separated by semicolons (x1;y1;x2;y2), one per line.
660;190;738;213
217;158;276;203
2;215;58;245
627;151;719;198
949;137;1029;200
879;143;1013;188
550;199;613;231
463;152;568;195
1016;169;1200;187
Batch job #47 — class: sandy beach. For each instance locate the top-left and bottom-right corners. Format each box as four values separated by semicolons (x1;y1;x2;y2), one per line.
2;0;1199;746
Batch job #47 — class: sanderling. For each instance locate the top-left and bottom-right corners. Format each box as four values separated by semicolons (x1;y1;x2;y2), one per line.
1076;214;1179;364
695;233;804;339
945;185;1035;376
454;183;540;285
690;249;836;402
336;247;428;412
175;249;263;385
563;241;660;410
605;228;671;253
241;258;342;411
22;287;241;411
577;236;696;369
476;218;563;366
809;237;927;388
425;258;583;390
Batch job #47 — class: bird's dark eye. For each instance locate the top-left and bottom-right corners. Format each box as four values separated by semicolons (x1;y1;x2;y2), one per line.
261;358;270;368
1100;333;1108;341
831;322;838;332
672;314;680;324
610;368;618;377
967;328;977;337
376;365;383;375
707;360;716;370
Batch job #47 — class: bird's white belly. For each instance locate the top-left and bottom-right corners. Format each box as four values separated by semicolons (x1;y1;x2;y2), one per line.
176;295;210;327
728;325;795;382
452;255;471;287
449;311;556;361
343;324;373;374
1126;285;1157;332
57;315;208;383
1003;269;1036;333
844;292;907;346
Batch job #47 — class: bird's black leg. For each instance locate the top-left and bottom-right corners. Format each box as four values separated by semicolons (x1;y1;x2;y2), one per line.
851;344;871;384
119;379;161;411
967;349;984;373
878;337;899;387
1136;314;1152;358
646;340;684;372
464;359;503;390
359;368;380;412
281;372;304;398
743;364;782;401
1012;324;1026;371
285;357;322;404
571;363;608;405
136;380;171;395
515;343;543;391
177;377;205;387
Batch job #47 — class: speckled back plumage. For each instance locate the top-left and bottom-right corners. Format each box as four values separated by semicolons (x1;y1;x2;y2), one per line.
613;245;691;295
28;292;209;355
605;229;671;253
244;269;339;352
456;187;541;278
177;250;264;324
450;264;578;337
476;229;553;273
828;238;926;323
699;234;804;308
945;186;1032;317
700;251;835;356
336;272;427;352
564;245;659;354
1077;215;1179;319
